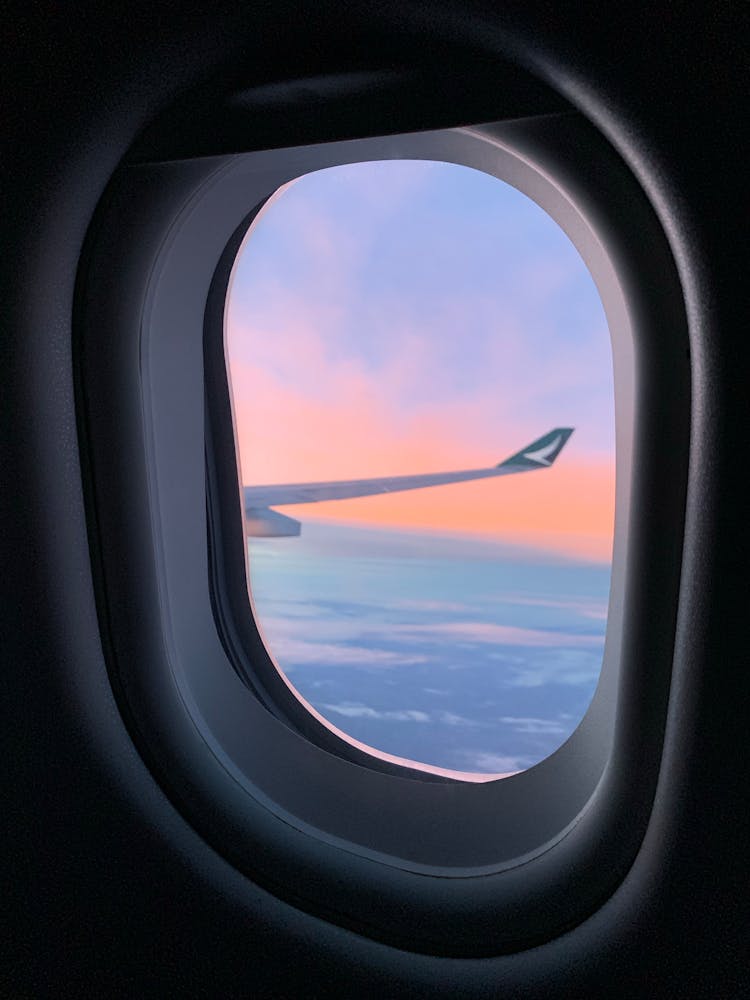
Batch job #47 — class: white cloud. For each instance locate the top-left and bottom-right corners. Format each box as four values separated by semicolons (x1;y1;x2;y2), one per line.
322;702;430;723
438;711;481;727
320;703;485;727
468;752;529;774
498;716;569;735
492;593;609;621
506;648;602;687
388;598;470;613
390;620;604;649
255;598;604;685
259;615;364;644
270;638;427;668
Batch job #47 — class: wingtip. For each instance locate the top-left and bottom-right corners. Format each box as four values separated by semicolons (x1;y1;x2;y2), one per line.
497;427;575;469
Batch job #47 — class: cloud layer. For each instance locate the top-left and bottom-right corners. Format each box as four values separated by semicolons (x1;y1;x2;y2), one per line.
247;520;608;775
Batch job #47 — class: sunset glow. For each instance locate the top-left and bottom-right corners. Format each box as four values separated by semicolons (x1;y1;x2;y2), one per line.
226;158;614;563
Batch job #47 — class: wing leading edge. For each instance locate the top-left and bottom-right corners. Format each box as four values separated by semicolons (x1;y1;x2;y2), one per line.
243;428;573;536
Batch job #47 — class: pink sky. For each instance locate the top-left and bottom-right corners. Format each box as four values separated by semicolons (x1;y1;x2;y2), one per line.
225;160;615;564
228;349;614;563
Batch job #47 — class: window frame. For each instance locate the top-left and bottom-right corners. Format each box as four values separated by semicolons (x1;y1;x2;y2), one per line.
76;114;689;955
212;157;615;783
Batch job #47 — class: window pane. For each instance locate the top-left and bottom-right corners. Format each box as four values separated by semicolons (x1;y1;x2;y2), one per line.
225;159;614;779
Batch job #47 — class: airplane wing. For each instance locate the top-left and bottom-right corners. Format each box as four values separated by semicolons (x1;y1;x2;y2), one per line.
244;428;574;510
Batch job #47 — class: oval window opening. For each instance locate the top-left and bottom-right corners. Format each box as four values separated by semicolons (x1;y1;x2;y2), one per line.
225;158;615;780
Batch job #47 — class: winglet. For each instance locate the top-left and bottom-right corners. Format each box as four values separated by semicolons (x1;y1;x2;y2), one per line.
497;427;574;470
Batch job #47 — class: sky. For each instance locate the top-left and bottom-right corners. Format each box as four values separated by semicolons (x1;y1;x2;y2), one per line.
226;158;615;563
224;158;614;776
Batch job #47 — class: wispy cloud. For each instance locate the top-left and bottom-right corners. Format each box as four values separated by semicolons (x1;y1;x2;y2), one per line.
256;598;604;691
322;702;430;723
494;594;609;621
439;711;481;727
269;638;427;668
387;598;471;613
320;703;485;729
467;752;531;774
504;648;602;688
259;610;603;650
390;620;604;649
498;716;569;735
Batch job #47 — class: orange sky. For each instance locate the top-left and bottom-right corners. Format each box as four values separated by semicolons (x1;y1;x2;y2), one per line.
229;356;615;563
270;466;613;563
225;159;615;565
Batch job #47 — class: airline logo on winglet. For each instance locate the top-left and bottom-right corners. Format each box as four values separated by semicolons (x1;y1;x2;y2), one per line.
496;427;574;470
523;434;563;466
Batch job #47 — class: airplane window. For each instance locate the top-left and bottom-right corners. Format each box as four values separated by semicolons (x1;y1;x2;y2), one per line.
225;159;614;779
